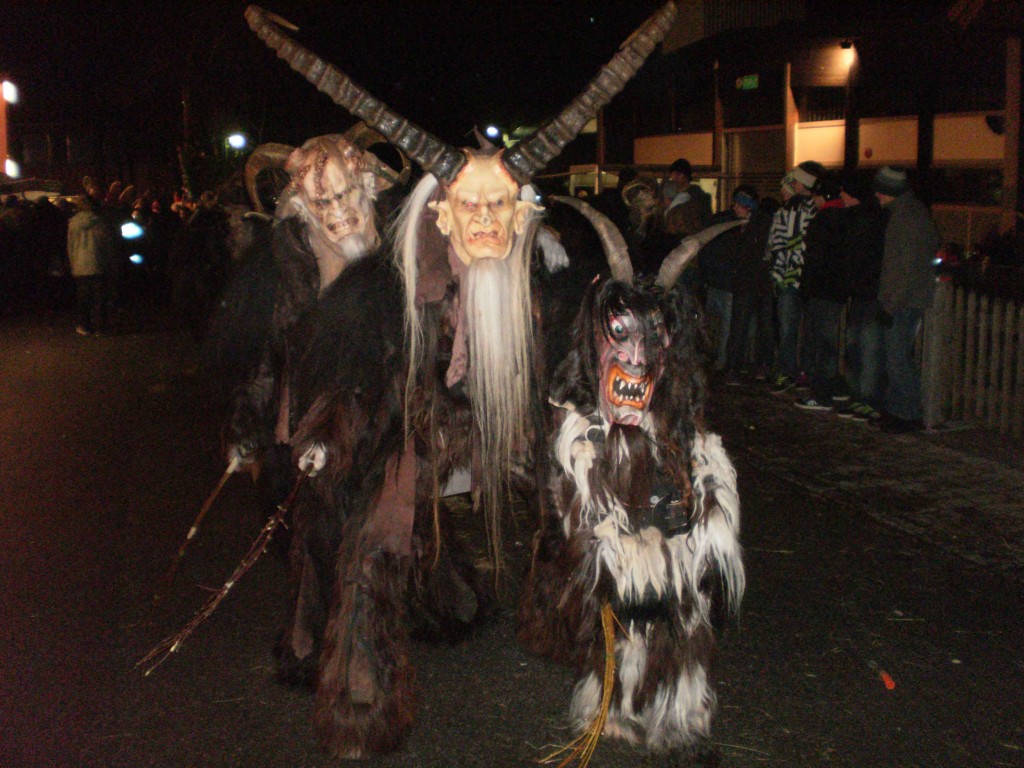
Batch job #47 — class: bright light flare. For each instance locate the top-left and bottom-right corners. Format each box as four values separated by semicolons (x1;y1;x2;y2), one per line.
484;125;500;139
227;133;247;150
2;80;18;104
5;158;20;178
121;221;144;239
129;254;145;265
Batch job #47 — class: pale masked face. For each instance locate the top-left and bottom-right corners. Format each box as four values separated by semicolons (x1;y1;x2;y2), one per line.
299;155;369;245
429;153;539;265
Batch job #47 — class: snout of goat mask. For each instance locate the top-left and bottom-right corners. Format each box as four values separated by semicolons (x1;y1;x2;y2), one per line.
594;283;669;427
281;135;380;256
428;151;541;265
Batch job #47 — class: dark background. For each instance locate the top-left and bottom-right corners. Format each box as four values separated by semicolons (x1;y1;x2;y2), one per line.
1;1;662;150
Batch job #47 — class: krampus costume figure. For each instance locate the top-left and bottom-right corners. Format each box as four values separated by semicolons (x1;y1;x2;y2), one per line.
244;2;678;758
220;131;403;468
518;199;745;756
212;129;407;685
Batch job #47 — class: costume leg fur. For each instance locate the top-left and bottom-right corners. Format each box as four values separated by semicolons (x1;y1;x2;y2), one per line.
521;426;744;752
314;542;415;759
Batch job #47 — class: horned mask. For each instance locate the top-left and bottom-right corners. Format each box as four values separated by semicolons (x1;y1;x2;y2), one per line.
428;151;540;265
245;2;679;568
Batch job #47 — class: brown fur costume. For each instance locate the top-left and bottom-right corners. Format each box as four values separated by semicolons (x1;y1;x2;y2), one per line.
518;275;745;754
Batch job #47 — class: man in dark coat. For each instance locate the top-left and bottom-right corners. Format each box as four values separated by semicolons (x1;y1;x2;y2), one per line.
723;186;775;384
873;166;941;432
794;174;849;411
837;172;886;422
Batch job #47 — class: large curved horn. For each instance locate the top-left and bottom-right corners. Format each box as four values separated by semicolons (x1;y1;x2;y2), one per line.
551;196;633;285
655;219;744;289
245;5;466;183
502;2;678;186
244;142;294;214
342;122;412;187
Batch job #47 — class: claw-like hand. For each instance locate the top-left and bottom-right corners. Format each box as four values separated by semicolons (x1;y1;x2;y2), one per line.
297;443;327;477
538;226;569;273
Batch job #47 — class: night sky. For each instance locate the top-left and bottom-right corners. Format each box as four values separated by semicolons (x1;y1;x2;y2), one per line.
1;1;664;151
1;0;975;176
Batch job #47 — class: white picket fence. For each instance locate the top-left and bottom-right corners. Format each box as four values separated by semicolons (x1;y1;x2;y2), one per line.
922;282;1024;437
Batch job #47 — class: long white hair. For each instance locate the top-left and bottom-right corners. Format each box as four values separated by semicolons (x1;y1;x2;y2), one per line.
394;175;541;565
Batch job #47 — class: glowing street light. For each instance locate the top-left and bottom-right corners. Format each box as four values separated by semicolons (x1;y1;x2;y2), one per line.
1;77;16;179
227;132;247;150
484;125;501;139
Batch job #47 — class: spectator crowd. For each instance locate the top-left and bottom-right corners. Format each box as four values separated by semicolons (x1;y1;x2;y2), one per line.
4;160;942;432
0;179;237;339
590;158;941;434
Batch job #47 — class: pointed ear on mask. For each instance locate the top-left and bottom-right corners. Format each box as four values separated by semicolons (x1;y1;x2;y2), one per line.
513;200;543;234
428;200;452;236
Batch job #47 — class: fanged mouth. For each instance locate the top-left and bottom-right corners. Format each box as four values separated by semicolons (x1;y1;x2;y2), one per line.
327;216;359;236
606;364;652;409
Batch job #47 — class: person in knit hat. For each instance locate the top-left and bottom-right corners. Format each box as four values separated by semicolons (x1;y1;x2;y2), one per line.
663;157;713;235
873;166;941;432
872;165;910;199
766;159;823;393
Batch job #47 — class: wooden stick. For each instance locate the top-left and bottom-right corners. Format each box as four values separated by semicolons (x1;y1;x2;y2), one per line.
155;456;241;601
138;466;309;676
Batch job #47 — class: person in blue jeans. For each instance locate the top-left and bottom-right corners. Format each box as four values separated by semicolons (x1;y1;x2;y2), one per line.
768;161;823;393
873;166;941;432
837;172;886;422
793;174;848;411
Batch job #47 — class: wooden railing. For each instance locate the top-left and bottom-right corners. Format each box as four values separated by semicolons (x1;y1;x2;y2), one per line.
922;282;1024;437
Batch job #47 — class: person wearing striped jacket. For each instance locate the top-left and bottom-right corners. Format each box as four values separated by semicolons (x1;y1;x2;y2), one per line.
767;160;824;393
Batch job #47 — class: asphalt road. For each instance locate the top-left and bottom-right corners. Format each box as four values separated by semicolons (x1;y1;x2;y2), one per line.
1;309;1021;768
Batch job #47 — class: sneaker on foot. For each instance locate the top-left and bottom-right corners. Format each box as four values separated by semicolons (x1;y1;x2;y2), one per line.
835;400;859;419
770;374;795;394
795;396;831;412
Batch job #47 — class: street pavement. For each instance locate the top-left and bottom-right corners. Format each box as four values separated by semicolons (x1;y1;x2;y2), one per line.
1;309;1022;768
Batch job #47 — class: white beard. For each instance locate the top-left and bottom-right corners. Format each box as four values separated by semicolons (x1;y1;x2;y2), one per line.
464;254;533;480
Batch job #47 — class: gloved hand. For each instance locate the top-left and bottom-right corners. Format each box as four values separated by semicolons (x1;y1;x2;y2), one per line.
537;226;569;273
297;442;328;477
226;443;256;472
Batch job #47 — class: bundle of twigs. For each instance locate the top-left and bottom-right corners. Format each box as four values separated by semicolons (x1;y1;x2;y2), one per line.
540;601;618;768
137;467;309;676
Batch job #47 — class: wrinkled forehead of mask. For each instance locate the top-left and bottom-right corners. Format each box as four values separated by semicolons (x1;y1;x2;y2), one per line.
595;283;668;353
286;135;366;201
445;151;520;201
